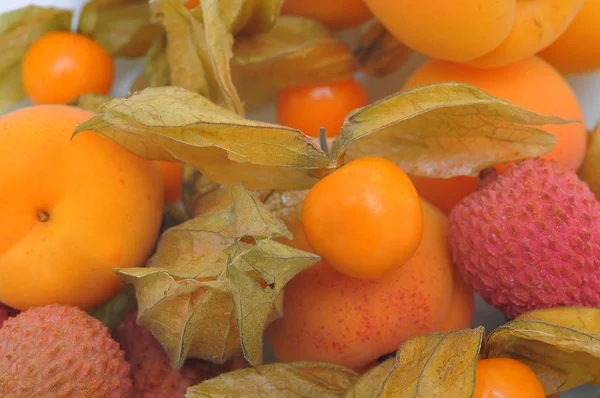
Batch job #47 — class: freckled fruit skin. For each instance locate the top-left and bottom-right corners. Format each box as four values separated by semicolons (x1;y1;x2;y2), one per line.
473;358;546;398
364;0;584;67
438;267;475;332
0;105;164;310
268;199;453;371
22;31;115;105
302;156;423;279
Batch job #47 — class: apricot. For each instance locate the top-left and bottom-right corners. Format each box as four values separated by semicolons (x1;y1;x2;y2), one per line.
0;105;164;311
268;198;454;371
539;0;600;74
155;160;183;204
364;0;584;68
403;56;586;214
438;268;475;332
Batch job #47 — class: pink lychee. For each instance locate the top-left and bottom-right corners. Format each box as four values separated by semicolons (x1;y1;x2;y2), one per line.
447;158;600;319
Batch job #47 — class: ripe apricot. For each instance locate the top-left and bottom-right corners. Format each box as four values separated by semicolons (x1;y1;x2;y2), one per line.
438;268;475;332
268;198;454;371
302;157;423;279
22;31;115;105
539;0;600;74
0;105;164;310
155;161;183;204
277;78;368;138
474;358;546;398
280;0;373;30
403;56;586;214
364;0;584;68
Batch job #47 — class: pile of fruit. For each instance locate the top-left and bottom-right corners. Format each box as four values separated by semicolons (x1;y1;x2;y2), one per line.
2;0;600;396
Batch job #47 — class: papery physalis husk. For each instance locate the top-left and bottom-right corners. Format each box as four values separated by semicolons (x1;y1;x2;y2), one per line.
335;82;574;178
115;184;319;368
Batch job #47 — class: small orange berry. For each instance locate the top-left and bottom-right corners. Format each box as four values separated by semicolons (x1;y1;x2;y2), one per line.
302;156;423;279
22;31;114;105
474;358;546;398
277;78;368;138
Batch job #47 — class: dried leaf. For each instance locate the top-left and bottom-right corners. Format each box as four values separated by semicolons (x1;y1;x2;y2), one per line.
486;307;600;395
335;82;574;178
232;16;359;88
344;359;395;397
0;6;72;112
353;21;412;77
70;93;115;112
78;0;163;58
73;86;334;190
347;328;484;398
580;124;600;200
135;33;170;92
152;0;244;115
116;185;319;367
187;362;358;397
88;285;137;332
190;0;284;36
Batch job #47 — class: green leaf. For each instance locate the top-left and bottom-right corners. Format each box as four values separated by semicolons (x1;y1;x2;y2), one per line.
231;16;359;88
353;21;413;77
73;86;334;190
88;285;137;331
187;362;359;397
151;0;244;115
115;185;319;367
0;5;72;112
335;82;574;178
77;0;163;58
580;124;600;200
486;307;600;395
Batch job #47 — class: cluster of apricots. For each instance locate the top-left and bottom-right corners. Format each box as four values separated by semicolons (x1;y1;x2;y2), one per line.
3;0;600;396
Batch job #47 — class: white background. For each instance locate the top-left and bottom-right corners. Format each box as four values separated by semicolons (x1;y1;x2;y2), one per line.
3;1;600;396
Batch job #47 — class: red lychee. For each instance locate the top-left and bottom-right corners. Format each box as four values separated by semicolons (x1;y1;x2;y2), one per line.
114;311;248;397
447;158;600;318
0;304;133;396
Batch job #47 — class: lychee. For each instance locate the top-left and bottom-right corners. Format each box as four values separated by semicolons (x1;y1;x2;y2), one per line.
114;311;248;397
0;304;133;397
447;158;600;319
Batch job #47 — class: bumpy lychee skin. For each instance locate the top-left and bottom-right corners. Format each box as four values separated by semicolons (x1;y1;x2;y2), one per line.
447;158;600;319
0;304;133;397
114;311;248;397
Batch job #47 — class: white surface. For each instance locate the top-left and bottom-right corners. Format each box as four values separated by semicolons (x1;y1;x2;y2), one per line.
3;1;600;396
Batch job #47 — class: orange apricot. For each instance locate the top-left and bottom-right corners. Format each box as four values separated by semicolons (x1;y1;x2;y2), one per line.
364;0;584;68
402;56;586;214
22;31;114;105
155;161;183;204
277;78;368;138
268;198;454;371
302;157;423;279
539;0;600;74
281;0;373;30
0;105;164;310
474;358;546;398
438;268;475;332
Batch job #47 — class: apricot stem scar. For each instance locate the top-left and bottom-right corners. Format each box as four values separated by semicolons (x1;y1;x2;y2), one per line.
38;210;50;222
